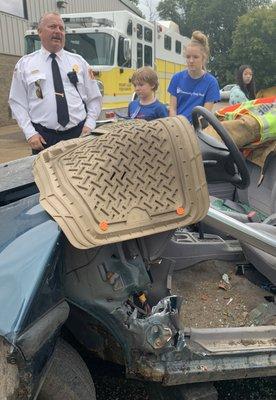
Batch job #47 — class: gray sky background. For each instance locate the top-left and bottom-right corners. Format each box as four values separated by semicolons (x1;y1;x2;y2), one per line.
0;0;24;17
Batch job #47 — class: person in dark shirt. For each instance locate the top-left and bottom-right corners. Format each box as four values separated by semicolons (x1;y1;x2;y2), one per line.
128;67;168;121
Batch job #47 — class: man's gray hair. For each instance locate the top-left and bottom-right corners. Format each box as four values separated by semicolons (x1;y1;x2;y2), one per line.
38;12;63;30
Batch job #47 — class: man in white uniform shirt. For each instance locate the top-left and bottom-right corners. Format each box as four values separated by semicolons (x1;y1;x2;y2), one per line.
9;12;102;153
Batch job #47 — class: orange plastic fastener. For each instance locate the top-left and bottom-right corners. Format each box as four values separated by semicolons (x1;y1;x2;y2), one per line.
176;207;185;216
99;221;109;231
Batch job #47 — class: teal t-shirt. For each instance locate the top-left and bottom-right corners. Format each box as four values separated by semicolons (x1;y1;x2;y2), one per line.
229;85;249;105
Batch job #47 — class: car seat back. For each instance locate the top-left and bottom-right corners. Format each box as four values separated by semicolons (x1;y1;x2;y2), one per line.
237;154;276;216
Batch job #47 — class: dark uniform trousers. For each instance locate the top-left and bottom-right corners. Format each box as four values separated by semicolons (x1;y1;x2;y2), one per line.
31;120;86;155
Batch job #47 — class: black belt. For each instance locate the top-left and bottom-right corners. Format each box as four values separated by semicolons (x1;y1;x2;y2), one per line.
32;120;85;134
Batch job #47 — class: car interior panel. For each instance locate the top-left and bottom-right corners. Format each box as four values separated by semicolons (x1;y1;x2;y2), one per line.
193;106;276;287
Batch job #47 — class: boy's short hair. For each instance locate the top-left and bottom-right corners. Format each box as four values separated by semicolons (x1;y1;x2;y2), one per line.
131;67;159;91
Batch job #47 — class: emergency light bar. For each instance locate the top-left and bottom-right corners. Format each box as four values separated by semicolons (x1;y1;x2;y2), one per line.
62;16;114;28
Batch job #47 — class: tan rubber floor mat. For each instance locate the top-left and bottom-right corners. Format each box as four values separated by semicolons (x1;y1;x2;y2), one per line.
33;116;209;249
94;119;146;135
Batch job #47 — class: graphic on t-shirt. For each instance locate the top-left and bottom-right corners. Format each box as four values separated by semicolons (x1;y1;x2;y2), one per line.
177;87;204;97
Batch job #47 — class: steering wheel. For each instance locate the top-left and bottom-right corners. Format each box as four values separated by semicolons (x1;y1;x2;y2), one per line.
192;106;250;189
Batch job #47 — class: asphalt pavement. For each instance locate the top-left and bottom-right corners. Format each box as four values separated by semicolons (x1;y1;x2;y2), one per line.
89;358;276;400
0;124;29;163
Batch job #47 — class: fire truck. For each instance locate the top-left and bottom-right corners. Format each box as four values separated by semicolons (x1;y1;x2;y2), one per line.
25;11;189;120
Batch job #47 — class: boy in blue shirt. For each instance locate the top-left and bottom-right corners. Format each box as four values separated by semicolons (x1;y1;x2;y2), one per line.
128;67;168;121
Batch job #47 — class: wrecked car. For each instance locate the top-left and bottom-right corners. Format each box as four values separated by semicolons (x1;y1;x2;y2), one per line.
0;108;276;400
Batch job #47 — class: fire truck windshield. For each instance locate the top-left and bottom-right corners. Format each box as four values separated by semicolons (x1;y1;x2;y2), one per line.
25;32;115;66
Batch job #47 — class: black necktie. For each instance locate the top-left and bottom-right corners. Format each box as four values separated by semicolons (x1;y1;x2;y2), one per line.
50;53;70;127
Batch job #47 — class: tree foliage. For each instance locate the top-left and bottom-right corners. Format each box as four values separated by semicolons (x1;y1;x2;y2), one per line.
140;0;159;21
156;0;273;88
230;5;276;90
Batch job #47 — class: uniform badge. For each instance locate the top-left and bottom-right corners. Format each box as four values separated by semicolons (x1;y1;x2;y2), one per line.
31;69;40;74
72;64;80;73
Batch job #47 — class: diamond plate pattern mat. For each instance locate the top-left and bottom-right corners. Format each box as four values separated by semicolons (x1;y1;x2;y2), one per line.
94;119;146;135
33;117;209;249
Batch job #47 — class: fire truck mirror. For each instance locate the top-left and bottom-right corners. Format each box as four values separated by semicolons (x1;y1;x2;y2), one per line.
123;39;131;61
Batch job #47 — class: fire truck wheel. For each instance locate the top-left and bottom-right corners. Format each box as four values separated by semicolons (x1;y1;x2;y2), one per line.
38;338;96;400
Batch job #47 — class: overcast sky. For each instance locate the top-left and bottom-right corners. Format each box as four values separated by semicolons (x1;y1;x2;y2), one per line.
0;0;24;17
